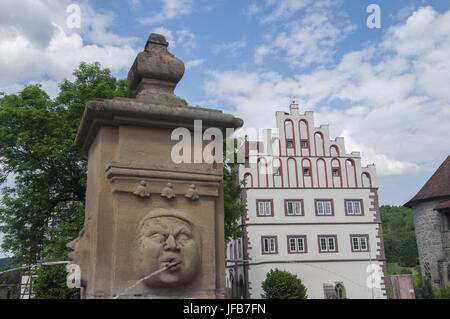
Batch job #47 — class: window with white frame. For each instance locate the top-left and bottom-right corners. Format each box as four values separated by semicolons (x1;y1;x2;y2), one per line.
301;140;308;149
288;236;306;253
257;200;273;216
316;200;333;215
286;200;303;216
346;200;363;215
319;235;337;252
286;140;294;149
351;235;369;252
303;168;310;176
262;236;277;254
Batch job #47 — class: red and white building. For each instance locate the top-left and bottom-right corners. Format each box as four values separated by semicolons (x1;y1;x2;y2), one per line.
226;102;388;299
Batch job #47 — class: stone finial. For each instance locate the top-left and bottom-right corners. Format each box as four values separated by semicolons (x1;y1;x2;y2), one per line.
128;33;186;107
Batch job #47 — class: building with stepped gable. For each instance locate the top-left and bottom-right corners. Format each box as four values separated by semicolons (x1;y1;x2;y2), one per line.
225;101;388;299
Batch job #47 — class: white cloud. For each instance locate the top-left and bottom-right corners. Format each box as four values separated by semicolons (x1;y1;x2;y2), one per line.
213;39;247;57
0;0;138;95
186;59;204;69
254;45;270;64
138;0;193;25
204;7;450;176
249;0;355;67
152;27;175;47
260;0;311;23
151;27;196;53
243;3;263;18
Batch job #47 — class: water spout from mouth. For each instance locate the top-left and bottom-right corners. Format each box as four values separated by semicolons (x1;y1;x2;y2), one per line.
166;260;182;268
112;260;183;299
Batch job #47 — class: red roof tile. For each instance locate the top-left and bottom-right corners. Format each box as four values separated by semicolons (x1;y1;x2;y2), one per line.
404;156;450;207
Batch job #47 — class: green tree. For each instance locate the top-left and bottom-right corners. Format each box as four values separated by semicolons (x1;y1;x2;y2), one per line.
0;62;134;298
380;205;419;267
33;265;79;299
438;284;450;299
420;276;435;299
0;265;20;299
261;268;307;299
223;138;246;243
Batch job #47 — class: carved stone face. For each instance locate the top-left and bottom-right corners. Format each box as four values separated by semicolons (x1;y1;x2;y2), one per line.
134;210;201;287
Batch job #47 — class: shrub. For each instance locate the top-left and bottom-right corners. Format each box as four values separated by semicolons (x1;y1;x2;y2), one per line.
261;269;307;299
439;284;450;299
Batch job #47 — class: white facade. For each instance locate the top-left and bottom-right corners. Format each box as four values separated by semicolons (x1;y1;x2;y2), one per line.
226;103;388;299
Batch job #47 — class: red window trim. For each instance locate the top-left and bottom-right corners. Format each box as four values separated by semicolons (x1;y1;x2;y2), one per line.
314;199;335;216
317;234;339;253
350;234;370;252
344;199;365;216
284;199;305;216
261;236;278;255
287;235;308;254
256;199;274;217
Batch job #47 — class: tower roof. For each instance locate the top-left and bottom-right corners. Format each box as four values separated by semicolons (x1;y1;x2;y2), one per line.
404;156;450;207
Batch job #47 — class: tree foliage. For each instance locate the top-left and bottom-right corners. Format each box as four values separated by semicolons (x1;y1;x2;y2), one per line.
380;205;419;267
0;62;134;298
261;268;308;299
33;265;80;299
223;138;246;243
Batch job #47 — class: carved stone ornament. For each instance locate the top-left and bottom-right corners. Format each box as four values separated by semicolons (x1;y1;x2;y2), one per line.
185;184;199;201
133;180;151;198
161;182;176;199
133;209;201;288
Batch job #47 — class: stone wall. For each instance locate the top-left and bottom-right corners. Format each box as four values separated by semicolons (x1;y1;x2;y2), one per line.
412;200;445;286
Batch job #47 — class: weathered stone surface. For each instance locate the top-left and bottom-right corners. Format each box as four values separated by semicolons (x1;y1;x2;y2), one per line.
69;33;243;299
128;33;186;107
412;200;447;287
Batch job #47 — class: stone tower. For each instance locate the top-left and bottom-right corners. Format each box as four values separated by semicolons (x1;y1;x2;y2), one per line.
68;33;243;298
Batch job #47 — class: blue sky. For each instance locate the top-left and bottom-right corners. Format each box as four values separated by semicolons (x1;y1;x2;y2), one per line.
0;0;449;257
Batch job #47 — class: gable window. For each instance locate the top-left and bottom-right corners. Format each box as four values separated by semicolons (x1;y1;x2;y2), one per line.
285;200;303;216
257;200;273;216
274;167;281;176
301;140;308;149
303;168;310;176
345;200;363;216
262;236;277;254
351;235;369;252
287;236;307;253
286;139;294;149
316;199;333;216
318;235;338;253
